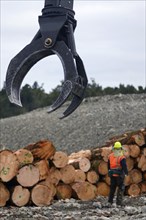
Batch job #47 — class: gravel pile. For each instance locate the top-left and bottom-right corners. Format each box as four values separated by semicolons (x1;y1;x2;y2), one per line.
1;94;146;153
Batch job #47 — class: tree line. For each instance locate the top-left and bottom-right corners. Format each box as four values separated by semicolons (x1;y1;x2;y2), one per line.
0;79;145;119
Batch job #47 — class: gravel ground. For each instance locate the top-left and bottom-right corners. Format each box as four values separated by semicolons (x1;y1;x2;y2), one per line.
0;93;146;219
0;195;146;220
0;94;146;153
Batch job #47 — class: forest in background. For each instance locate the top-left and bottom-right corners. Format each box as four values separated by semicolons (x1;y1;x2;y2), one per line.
0;79;145;119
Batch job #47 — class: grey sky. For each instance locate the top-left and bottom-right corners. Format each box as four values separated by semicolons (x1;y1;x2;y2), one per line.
1;0;145;93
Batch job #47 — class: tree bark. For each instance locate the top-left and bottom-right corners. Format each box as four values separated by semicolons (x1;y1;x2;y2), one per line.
68;150;91;160
24;140;56;160
91;160;101;172
68;158;81;169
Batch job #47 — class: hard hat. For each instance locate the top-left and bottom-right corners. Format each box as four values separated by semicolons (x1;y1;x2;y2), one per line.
113;141;122;149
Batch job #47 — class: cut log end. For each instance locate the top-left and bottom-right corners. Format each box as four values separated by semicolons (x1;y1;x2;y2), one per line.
0;150;19;182
17;164;40;187
132;132;145;146
60;165;76;184
74;169;86;182
97;160;108;175
31;184;53;206
56;184;72;200
126;184;141;196
79;158;91;172
35;160;50;181
52;151;68;168
129;169;142;184
86;170;99;184
0;182;10;207
72;181;97;201
12;185;30;207
14;149;34;167
96;182;110;197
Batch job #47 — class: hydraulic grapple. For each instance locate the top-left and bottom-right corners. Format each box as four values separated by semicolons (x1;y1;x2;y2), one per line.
5;0;88;118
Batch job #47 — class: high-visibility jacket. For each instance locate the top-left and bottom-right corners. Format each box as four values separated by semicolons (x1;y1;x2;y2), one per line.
108;152;125;176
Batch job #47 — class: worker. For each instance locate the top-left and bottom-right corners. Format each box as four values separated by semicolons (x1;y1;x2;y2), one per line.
107;141;128;207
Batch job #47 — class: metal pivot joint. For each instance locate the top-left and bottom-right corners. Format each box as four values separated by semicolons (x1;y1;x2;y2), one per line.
5;0;88;118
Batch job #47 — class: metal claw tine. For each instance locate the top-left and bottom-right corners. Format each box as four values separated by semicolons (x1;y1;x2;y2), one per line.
6;38;53;106
47;80;72;113
60;95;82;119
75;55;88;84
47;41;80;113
60;55;88;119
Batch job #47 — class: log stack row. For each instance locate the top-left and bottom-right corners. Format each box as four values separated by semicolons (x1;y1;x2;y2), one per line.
0;128;146;207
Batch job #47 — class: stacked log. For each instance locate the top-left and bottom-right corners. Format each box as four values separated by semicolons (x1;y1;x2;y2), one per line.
12;185;30;207
0;129;146;207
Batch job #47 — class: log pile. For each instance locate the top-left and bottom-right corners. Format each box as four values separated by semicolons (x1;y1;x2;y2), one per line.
0;129;146;207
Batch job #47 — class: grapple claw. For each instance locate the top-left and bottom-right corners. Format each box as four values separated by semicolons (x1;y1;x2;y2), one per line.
47;80;72;113
60;55;88;119
6;39;52;106
60;96;82;119
5;0;88;118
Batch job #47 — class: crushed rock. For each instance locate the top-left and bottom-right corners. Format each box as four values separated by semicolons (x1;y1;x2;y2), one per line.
0;195;146;220
0;94;146;153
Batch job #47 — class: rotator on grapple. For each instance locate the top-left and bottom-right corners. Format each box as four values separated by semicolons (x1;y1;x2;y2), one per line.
5;0;88;119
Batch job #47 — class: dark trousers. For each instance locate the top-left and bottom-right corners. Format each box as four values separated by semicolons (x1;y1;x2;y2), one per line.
108;175;125;205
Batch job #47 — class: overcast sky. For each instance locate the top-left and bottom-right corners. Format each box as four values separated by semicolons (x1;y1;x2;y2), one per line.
1;0;145;93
